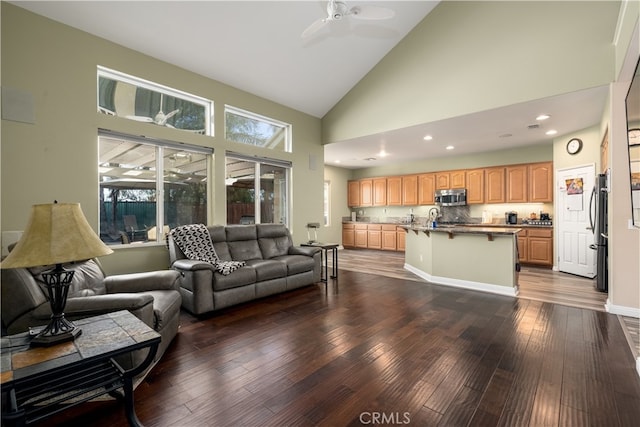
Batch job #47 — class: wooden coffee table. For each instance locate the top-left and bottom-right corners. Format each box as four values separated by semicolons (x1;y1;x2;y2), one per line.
1;310;160;427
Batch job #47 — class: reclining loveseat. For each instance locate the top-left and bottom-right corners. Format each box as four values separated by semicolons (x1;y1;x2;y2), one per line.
167;223;321;315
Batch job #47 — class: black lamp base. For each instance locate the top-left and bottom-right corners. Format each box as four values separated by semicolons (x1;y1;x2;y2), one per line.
29;264;82;347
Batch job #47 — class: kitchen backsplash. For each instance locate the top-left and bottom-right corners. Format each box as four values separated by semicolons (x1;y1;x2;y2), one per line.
347;203;553;224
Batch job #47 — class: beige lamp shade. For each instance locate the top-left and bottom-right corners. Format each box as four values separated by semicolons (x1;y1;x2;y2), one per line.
0;202;113;268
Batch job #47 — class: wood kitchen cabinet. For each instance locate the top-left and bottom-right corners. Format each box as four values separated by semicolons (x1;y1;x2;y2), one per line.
359;179;373;206
386;176;402;206
485;167;506;203
348;181;360;207
396;227;406;251
402;175;418;205
418;173;436;205
381;224;397;250
435;172;450;190
354;224;368;248
506;165;528;203
450;170;466;188
528;162;553;203
373;178;387;206
367;224;382;249
517;227;553;267
342;223;355;247
466;169;485;204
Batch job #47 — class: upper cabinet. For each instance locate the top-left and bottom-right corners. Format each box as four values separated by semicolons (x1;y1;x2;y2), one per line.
506;165;528;203
359;179;373;206
418;173;436;205
485;167;506;204
348;180;360;207
528;162;553;203
372;178;387;206
347;161;552;207
466;169;485;204
402;175;419;206
387;176;402;206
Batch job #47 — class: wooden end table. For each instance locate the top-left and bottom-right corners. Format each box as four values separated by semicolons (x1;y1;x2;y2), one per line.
1;310;160;427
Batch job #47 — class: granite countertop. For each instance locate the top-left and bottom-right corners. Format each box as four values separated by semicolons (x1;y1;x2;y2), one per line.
343;220;551;229
400;224;521;236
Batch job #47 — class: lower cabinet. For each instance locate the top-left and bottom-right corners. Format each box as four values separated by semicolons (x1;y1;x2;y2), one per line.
517;228;553;267
343;223;406;251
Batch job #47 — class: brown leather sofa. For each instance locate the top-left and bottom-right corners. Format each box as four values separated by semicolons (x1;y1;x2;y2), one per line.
168;224;321;315
1;259;182;364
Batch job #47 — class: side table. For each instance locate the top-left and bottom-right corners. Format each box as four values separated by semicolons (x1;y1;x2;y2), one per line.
1;310;160;427
301;242;339;284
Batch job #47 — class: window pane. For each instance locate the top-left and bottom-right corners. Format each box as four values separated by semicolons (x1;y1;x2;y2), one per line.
99;137;157;245
260;164;287;224
225;107;290;152
163;148;208;230
98;68;212;135
226;159;256;225
99;134;211;245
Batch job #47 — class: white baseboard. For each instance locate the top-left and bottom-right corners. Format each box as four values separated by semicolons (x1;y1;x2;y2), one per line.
404;264;517;297
606;299;640;318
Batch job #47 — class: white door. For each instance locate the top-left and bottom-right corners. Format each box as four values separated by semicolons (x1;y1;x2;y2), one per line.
556;165;596;277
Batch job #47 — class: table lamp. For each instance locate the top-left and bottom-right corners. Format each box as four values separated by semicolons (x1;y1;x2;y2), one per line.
306;222;320;243
0;202;113;346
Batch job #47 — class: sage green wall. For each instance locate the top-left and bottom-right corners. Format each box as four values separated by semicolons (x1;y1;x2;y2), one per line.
1;3;323;275
323;0;619;144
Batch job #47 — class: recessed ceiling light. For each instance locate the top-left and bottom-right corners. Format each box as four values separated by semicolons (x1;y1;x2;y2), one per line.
445;145;454;150
423;135;433;141
378;150;388;157
545;129;558;135
334;160;341;164
536;114;551;121
364;157;377;161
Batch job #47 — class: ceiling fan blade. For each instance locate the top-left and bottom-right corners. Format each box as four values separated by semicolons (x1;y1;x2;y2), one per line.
349;5;395;20
302;17;328;38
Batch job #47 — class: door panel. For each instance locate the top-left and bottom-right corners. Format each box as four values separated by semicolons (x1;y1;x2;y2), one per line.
556;165;596;278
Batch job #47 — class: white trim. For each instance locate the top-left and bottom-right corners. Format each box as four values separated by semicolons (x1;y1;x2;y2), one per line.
404;264;518;297
606;299;640;318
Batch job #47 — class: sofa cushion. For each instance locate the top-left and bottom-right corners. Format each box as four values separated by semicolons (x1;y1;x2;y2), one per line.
140;290;182;331
29;260;106;298
245;259;287;281
213;266;257;291
273;255;316;275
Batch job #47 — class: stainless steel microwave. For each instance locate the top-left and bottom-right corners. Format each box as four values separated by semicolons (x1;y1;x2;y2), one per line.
434;189;466;206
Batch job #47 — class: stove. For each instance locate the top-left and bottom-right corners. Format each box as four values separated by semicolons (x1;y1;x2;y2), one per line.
525;220;553;226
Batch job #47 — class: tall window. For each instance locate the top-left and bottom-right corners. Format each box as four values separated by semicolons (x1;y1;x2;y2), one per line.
99;132;211;245
98;66;213;135
324;180;331;226
225;106;291;152
225;153;291;226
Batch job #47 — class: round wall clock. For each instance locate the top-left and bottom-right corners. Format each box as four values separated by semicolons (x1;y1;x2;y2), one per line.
566;138;583;155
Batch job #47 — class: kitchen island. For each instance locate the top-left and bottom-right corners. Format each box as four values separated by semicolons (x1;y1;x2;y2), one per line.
402;224;521;296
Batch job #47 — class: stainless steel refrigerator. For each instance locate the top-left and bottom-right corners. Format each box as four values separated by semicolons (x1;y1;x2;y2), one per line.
589;173;608;292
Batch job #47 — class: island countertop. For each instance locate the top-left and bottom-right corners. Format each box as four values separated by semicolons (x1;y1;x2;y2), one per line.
400;224;522;236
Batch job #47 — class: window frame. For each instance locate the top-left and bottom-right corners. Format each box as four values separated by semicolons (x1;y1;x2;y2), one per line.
224;105;292;152
98;66;214;136
98;130;212;247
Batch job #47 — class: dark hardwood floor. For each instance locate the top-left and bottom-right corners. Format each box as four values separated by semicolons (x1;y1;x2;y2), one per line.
33;263;640;426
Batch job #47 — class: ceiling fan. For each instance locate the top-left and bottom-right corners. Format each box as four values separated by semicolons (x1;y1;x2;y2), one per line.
302;0;395;39
127;93;180;127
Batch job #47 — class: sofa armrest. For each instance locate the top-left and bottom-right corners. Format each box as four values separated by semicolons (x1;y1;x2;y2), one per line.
105;270;180;294
289;246;320;257
30;294;155;324
172;259;217;272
